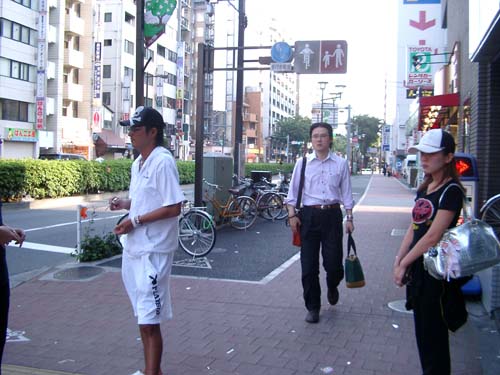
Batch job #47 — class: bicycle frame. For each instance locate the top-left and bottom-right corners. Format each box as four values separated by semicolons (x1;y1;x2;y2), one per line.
203;187;244;219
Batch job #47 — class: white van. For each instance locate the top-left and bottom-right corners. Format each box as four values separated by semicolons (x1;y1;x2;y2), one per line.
403;155;417;179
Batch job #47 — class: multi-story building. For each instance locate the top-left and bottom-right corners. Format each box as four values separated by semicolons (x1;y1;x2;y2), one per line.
246;18;297;161
243;86;263;162
1;0;95;159
0;0;39;158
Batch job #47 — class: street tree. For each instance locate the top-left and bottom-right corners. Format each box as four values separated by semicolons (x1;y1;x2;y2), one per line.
351;114;383;168
273;116;311;159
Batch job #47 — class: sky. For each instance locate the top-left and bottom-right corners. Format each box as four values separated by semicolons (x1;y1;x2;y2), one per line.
211;0;398;122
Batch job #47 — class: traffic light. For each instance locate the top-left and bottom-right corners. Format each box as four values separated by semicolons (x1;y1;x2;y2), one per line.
454;154;475;178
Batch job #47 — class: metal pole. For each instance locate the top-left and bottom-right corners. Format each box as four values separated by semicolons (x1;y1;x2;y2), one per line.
346;105;352;173
286;134;289;163
320;88;324;122
135;0;144;106
233;0;245;177
194;43;206;207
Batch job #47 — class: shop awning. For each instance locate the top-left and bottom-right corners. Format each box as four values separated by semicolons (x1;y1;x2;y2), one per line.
418;93;460;131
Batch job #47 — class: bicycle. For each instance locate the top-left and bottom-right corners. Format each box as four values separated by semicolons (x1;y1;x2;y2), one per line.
480;194;500;239
233;176;283;221
114;201;217;258
203;179;258;230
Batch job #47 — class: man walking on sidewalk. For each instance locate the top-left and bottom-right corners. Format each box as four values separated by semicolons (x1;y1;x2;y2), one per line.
286;122;354;323
110;106;184;375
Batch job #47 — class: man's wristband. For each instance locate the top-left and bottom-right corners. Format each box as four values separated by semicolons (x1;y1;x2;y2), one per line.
288;214;297;219
131;215;143;228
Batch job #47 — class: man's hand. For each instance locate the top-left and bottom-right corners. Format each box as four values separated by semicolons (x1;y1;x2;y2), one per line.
113;219;134;235
289;216;301;233
345;220;354;234
0;226;25;247
109;197;123;211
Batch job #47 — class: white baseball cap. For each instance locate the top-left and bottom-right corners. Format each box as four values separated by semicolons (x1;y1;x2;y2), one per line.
408;129;455;154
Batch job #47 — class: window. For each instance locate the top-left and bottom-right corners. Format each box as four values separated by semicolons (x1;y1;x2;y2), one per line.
104;12;112;22
124;67;134;81
145;97;153;107
124;40;134;55
124;12;135;25
72;69;79;84
164;97;176;109
0;57;35;82
0;99;32;122
0;19;36;46
103;65;111;78
167;49;177;63
12;0;33;9
72;102;78;118
104;39;112;46
103;92;111;106
145;73;153;86
157;44;165;58
145;48;154;61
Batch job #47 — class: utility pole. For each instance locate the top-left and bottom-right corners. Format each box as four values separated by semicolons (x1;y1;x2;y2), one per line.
135;0;144;106
346;105;352;174
233;0;246;177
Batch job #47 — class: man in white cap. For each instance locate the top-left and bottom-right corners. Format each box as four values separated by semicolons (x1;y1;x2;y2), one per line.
110;106;184;375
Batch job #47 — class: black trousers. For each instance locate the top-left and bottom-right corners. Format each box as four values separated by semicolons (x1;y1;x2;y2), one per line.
0;246;9;370
412;272;451;375
299;206;344;311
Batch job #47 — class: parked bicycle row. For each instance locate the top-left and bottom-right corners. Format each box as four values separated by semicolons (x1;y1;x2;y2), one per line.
114;172;290;259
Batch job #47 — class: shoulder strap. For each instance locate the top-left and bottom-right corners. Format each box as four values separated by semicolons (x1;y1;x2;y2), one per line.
296;155;307;210
438;183;463;206
438;182;471;220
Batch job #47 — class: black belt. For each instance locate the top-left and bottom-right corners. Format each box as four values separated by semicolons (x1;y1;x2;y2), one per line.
304;204;340;210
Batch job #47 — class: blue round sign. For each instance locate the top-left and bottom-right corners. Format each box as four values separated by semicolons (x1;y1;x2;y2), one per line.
271;42;293;63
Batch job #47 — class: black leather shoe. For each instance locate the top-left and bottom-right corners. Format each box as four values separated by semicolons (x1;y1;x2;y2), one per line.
305;310;319;323
327;288;339;305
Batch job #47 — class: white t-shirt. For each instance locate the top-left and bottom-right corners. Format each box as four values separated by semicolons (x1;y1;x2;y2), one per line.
125;146;185;255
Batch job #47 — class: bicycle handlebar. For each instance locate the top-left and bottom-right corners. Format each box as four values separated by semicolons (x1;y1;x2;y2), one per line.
202;178;222;191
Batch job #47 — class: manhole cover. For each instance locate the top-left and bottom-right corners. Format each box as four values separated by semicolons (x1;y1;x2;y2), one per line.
388;299;412;314
53;266;104;281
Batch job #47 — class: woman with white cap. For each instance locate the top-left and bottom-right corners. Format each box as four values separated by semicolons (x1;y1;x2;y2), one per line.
393;129;470;374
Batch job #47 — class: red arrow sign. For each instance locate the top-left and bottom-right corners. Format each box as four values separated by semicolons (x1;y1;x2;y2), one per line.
409;11;435;31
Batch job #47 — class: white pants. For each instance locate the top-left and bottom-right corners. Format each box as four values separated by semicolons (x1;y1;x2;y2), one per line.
122;251;174;325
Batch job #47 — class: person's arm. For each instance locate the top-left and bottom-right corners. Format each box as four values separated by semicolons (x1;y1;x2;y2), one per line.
113;203;182;235
393;209;456;286
340;159;355;233
284;159;303;233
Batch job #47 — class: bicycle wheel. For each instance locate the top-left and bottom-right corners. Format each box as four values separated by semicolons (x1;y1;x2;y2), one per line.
228;196;257;230
178;210;217;257
481;194;500;240
276;192;289;220
257;192;283;220
115;213;129;249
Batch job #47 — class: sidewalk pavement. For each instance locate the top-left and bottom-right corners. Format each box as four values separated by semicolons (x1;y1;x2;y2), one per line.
2;175;497;375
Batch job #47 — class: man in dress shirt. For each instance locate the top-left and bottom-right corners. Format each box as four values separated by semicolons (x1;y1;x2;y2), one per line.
286;122;354;323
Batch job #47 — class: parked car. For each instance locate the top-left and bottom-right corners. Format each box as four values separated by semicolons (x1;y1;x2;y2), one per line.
39;153;86;160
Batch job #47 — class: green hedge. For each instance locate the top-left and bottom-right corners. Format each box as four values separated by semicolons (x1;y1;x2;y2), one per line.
0;159;292;201
244;162;294;177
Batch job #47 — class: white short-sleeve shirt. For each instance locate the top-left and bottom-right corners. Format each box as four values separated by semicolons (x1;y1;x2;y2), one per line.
125;147;185;255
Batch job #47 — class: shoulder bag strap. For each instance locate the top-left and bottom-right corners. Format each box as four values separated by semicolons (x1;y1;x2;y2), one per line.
347;233;357;257
438;182;470;220
295;155;307;211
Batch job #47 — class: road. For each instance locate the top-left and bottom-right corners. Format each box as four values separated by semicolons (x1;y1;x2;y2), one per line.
3;174;372;284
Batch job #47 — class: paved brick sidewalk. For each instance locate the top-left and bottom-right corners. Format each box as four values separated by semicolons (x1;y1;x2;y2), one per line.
2;175;484;374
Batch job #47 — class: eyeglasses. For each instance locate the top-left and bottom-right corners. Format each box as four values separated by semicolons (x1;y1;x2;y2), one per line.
311;134;329;140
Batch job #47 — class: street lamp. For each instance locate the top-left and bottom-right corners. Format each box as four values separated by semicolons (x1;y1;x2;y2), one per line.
318;81;328;122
